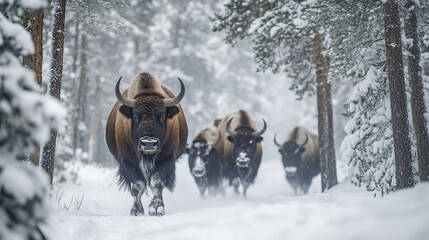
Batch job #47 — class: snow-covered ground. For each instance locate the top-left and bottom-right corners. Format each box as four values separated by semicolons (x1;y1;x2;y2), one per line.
53;157;429;240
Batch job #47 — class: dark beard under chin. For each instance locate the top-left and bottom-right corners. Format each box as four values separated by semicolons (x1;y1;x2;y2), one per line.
139;153;159;179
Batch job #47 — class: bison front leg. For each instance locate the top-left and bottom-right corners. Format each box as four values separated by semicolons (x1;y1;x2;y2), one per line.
232;177;241;196
119;161;146;216
300;176;312;194
242;181;250;198
149;173;166;216
148;159;176;216
130;180;145;216
195;178;207;198
286;176;299;195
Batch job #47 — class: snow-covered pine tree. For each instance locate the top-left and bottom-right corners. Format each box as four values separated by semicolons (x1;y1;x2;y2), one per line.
213;0;338;191
213;0;316;99
313;0;409;194
0;0;65;239
313;1;393;194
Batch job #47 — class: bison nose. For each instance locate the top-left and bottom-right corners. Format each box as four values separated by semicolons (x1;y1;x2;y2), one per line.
192;166;206;178
236;151;250;168
139;136;159;155
285;166;297;176
236;157;250;168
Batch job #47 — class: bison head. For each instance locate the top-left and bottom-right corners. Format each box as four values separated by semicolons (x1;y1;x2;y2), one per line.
115;76;184;163
186;131;220;178
226;117;266;168
274;133;308;176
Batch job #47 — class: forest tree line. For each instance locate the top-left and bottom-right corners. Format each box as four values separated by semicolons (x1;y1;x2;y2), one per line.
213;0;429;194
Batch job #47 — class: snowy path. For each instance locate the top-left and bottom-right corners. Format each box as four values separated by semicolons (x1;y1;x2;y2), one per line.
53;158;429;240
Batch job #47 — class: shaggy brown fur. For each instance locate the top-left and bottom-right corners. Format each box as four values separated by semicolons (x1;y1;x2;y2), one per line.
286;127;318;165
105;72;188;216
106;73;187;167
216;110;264;197
277;126;320;194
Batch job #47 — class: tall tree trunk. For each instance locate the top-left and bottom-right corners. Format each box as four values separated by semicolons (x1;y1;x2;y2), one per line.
79;34;90;156
22;9;44;166
314;34;337;192
405;0;429;181
422;43;429;78
90;68;101;163
71;20;80;155
383;0;414;189
72;20;79;74
134;35;140;73
73;34;86;158
41;0;66;185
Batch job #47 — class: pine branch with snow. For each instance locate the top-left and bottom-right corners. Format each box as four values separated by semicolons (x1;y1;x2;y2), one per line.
341;66;396;195
0;159;51;240
0;0;65;239
213;0;317;99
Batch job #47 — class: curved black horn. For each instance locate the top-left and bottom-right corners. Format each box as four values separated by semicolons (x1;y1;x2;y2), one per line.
273;134;282;147
299;133;309;148
115;76;135;107
163;78;185;107
252;119;267;137
226;117;236;137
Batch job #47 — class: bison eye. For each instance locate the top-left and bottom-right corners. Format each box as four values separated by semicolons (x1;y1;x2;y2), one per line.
133;114;138;121
160;115;166;121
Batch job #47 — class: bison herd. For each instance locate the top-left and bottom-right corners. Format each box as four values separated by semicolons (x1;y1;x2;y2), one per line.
106;73;321;216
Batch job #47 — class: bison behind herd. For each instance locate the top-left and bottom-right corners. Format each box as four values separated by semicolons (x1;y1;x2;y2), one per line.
106;73;320;216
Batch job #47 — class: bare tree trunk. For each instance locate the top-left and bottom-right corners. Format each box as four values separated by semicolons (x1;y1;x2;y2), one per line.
41;0;66;185
90;67;101;163
134;35;140;73
314;34;337;192
72;20;79;74
79;34;90;156
71;20;80;156
22;9;44;166
73;34;86;158
422;43;429;78
405;0;429;181
383;0;414;189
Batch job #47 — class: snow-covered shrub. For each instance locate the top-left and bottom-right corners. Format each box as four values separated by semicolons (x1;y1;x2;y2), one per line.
0;0;65;239
0;159;51;240
307;0;399;195
341;66;396;195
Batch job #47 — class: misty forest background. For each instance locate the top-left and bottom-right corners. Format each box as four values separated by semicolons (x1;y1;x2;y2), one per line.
1;0;429;239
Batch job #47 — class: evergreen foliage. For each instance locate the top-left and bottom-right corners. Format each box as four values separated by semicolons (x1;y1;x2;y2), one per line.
0;0;64;238
312;1;398;194
213;0;316;99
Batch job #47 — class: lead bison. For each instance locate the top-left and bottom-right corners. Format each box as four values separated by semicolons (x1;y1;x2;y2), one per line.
217;110;266;197
105;73;188;216
186;121;224;197
274;127;320;194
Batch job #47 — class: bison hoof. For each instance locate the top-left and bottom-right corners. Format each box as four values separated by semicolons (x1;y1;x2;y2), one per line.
149;198;165;216
131;201;144;216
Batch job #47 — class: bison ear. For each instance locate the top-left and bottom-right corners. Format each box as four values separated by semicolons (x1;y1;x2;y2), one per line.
119;105;133;118
256;136;263;142
166;106;180;118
